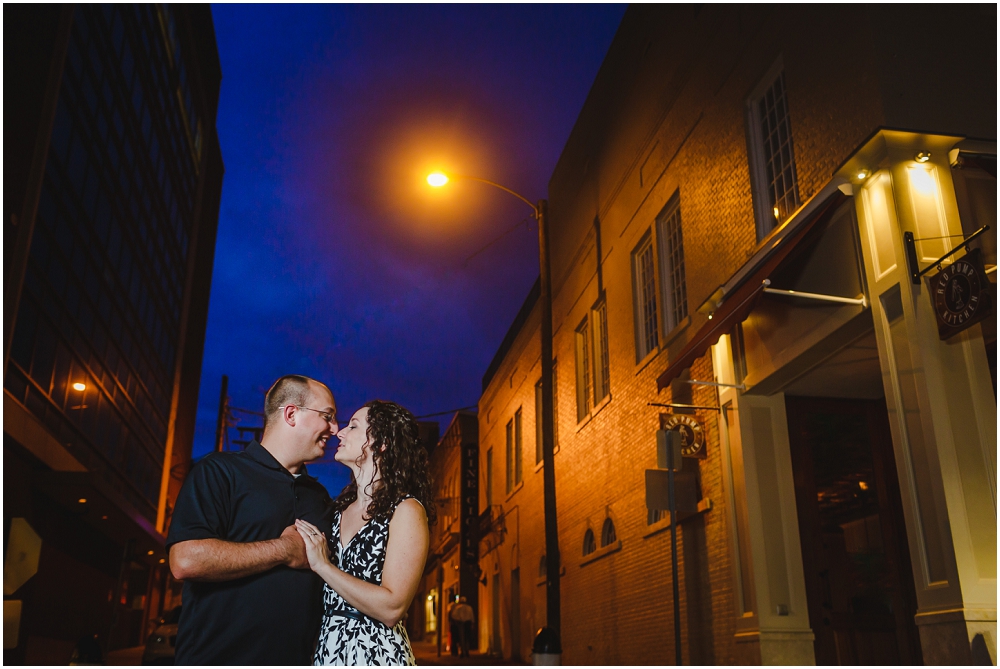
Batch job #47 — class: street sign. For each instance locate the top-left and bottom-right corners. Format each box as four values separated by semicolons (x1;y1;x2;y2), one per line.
656;428;683;470
4;518;41;596
645;469;698;514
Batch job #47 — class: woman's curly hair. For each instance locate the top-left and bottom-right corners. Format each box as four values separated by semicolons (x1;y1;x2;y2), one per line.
332;400;435;525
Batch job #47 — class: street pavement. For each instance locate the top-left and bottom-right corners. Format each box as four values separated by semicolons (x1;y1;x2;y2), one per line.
104;645;145;665
411;639;528;666
98;640;529;666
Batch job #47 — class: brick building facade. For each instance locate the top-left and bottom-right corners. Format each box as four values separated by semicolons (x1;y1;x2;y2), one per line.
477;5;994;665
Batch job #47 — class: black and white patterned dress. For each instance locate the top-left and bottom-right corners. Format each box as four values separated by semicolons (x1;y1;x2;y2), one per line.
313;499;416;666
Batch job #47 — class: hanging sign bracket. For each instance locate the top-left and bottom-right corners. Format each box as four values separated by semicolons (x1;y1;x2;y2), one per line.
904;224;990;285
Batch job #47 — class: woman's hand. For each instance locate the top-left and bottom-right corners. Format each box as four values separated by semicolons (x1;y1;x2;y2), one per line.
294;519;331;572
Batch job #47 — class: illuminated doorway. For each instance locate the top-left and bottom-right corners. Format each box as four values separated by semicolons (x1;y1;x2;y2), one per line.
786;395;922;665
425;588;438;635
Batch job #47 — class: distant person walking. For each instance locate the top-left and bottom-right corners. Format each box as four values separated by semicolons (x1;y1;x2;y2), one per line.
448;597;461;656
451;596;475;657
167;375;338;665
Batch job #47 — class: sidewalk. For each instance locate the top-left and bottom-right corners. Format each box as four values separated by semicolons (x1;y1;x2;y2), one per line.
411;639;528;666
104;645;144;665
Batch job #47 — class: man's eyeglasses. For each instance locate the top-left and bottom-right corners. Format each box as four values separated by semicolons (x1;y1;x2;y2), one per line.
279;405;337;425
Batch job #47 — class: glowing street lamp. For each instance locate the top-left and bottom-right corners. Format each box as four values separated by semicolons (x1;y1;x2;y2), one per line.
426;172;449;187
426;171;562;653
72;382;87;392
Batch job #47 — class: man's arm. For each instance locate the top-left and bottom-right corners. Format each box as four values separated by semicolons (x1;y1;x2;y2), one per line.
170;525;308;582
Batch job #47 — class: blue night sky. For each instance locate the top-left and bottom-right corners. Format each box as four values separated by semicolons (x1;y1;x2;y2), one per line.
198;5;627;493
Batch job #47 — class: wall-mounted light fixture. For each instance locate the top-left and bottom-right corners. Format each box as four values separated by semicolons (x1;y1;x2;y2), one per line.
72;382;86;392
915;152;931;163
78;498;87;504
856;169;870;180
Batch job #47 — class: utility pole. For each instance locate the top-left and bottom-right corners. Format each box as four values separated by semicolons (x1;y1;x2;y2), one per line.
214;375;228;452
538;199;561;648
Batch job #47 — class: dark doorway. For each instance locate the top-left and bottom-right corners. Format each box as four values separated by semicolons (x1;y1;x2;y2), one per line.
510;568;521;661
786;396;922;665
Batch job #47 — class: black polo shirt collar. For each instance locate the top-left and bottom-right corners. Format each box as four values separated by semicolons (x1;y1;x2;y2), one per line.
245;440;316;480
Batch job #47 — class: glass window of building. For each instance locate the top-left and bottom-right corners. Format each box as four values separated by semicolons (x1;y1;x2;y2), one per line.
632;231;658;361
575;319;592;421
601;518;617;546
583;528;596;556
514;407;523;487
485;448;493;506
592;299;610;403
4;5;211;520
746;58;800;239
656;194;687;334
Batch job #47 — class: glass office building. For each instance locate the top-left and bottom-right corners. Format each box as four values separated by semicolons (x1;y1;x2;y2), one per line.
4;5;222;662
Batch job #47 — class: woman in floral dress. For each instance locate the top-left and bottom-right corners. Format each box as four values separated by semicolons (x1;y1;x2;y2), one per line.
296;400;434;666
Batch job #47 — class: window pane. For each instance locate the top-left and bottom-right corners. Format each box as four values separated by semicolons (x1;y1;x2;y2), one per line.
575;320;591;421
751;69;800;235
514;408;522;485
657;198;687;334
593;300;610;402
535;380;543;464
632;233;658;360
505;420;513;494
486;448;493;507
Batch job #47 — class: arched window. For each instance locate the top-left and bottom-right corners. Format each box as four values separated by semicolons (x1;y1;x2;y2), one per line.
582;529;596;556
601;518;617;547
539;555;547;578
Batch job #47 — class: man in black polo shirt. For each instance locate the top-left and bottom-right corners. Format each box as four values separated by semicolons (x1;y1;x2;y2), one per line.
167;375;338;665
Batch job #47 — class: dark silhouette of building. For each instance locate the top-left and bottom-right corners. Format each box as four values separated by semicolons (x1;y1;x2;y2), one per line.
4;5;223;664
409;412;480;654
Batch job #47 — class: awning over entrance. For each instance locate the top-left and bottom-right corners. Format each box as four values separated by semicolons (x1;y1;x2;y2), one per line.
656;186;849;391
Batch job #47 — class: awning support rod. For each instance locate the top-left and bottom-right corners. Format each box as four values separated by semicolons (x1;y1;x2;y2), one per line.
647;402;721;413
761;279;868;308
686;379;746;391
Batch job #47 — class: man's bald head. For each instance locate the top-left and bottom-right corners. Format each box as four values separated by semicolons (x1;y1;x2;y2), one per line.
263;375;334;430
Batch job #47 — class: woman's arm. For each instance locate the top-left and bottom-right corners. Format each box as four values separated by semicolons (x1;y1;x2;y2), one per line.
296;499;429;627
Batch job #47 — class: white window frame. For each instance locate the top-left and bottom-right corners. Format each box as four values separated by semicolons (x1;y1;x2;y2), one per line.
592;298;610;404
746;56;801;241
575;318;592;422
656;193;687;335
632;231;659;361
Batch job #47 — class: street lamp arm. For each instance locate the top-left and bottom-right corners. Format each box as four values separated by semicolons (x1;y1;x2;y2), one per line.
455;175;539;216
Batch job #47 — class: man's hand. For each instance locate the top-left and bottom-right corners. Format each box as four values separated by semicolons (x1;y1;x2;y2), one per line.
280;524;309;569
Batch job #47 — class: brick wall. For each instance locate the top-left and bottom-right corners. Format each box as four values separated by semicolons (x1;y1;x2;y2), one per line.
477;4;988;664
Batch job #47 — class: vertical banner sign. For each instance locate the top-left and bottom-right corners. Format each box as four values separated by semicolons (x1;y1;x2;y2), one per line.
458;431;480;648
459;438;479;586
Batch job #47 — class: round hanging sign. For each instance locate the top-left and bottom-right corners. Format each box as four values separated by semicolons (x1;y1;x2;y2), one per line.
660;414;706;459
931;248;992;340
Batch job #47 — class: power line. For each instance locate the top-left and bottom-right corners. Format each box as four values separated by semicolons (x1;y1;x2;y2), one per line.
414;405;478;419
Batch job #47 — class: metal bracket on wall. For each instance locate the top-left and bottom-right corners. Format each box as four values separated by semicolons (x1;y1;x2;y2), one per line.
647;402;721;413
686;379;746;391
761;279;868;308
903;224;991;284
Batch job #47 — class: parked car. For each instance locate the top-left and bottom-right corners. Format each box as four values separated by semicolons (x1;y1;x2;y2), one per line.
142;606;181;665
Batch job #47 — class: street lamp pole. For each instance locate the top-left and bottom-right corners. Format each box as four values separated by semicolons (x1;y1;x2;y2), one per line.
535;198;561;640
426;172;561;651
